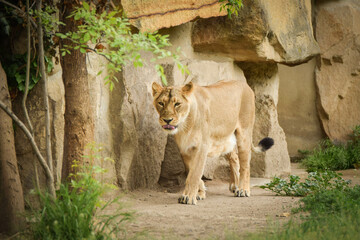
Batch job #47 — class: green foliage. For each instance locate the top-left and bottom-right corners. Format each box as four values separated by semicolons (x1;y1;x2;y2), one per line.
0;2;58;93
260;171;351;197
230;183;360;240
3;54;53;92
31;5;65;38
297;185;360;217
28;143;133;240
300;126;360;172
219;0;243;19
57;5;188;88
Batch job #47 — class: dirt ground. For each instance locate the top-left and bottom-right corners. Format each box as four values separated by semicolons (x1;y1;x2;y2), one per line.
122;181;298;239
119;164;360;240
1;165;358;240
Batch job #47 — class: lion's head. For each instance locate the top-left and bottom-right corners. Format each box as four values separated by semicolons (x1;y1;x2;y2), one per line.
151;82;194;134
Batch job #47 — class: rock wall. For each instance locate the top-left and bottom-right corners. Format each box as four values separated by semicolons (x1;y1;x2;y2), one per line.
192;0;319;64
315;0;360;142
277;59;325;158
10;0;333;196
121;0;226;32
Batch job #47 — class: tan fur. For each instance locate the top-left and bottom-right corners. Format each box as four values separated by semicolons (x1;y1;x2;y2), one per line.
152;80;257;205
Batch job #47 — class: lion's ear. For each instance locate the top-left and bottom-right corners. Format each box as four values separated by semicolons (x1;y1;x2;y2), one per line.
182;82;194;96
152;82;163;97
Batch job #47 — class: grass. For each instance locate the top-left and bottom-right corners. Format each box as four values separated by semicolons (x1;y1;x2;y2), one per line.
300;126;360;172
224;184;360;240
26;143;134;240
27;164;133;240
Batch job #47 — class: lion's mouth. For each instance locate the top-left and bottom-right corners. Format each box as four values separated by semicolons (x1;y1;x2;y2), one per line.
162;125;177;130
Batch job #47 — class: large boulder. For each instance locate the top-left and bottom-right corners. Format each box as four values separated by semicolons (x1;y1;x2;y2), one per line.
192;0;319;65
277;59;325;158
315;0;360;141
121;0;226;32
238;62;291;177
108;61;168;189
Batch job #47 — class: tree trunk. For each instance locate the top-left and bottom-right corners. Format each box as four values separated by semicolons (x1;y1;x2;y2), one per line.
0;61;25;234
60;0;94;180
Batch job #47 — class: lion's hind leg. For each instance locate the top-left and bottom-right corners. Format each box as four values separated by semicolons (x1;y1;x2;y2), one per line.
235;128;252;197
225;149;240;194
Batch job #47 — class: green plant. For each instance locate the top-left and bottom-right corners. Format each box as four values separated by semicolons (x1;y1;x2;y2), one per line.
301;140;350;171
0;2;57;94
347;125;360;167
260;171;351;197
31;5;64;38
219;0;243;19
296;185;360;217
29;144;133;240
57;3;188;89
3;54;53;92
300;126;360;171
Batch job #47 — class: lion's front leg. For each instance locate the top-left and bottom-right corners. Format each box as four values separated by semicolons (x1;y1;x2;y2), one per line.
178;179;199;205
178;148;207;205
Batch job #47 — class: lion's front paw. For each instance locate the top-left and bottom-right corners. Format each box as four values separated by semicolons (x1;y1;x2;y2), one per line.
234;189;250;197
178;194;197;205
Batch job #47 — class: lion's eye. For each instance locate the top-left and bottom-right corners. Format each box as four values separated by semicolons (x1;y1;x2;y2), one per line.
158;102;164;107
174;102;181;107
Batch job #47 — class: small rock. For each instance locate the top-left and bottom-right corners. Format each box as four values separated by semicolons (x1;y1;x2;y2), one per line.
276;212;291;217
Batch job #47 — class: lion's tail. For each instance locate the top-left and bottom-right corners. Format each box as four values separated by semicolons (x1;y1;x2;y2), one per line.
252;137;274;153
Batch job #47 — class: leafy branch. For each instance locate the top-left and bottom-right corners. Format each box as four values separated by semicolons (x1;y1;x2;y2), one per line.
57;3;188;88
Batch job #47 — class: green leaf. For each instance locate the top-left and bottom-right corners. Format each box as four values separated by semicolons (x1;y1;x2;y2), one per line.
80;48;87;54
107;11;116;18
109;81;114;91
74;14;81;21
55;33;67;39
82;1;90;11
83;32;90;43
15;73;24;84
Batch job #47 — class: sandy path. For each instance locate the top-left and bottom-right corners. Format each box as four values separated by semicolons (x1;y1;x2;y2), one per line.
119;165;360;239
122;179;299;239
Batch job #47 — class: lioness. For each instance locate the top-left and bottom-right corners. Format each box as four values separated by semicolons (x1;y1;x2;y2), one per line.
152;80;274;205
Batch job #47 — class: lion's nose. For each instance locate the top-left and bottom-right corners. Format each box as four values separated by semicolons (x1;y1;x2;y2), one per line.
163;118;173;124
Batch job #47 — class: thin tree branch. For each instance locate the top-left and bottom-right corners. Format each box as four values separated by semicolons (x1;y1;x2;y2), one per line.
36;0;53;178
0;0;37;28
0;100;55;197
86;47;114;63
23;0;34;135
24;0;40;195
